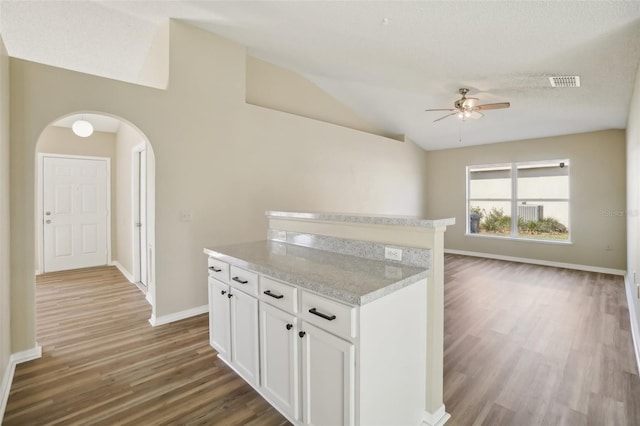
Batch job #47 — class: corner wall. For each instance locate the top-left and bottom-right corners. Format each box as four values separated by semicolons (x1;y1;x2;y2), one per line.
626;61;640;360
8;21;428;352
426;130;626;272
0;35;11;417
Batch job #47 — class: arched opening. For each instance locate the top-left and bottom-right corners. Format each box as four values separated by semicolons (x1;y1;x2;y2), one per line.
34;112;156;321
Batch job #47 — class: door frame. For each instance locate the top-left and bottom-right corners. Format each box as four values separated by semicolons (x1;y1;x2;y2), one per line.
132;142;147;285
37;153;112;274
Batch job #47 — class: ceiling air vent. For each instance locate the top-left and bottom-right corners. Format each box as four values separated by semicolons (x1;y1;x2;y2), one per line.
549;75;581;88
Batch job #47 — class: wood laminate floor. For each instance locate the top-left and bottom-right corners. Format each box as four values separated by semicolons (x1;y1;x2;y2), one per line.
3;266;288;425
444;254;640;426
4;256;640;425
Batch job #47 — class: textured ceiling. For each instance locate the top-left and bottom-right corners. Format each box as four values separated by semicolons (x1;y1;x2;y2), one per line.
2;1;640;150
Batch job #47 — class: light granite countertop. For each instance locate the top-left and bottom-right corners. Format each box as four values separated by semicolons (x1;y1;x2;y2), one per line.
204;240;428;306
266;210;456;228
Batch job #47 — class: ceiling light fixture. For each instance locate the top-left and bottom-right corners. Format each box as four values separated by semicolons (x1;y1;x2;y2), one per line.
72;117;94;137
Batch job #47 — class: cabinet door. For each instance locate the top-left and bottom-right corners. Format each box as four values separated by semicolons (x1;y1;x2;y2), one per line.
230;289;260;385
300;322;355;426
259;302;299;421
208;277;231;360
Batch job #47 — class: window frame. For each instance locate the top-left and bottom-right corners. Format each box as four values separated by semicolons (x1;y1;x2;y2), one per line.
466;159;571;243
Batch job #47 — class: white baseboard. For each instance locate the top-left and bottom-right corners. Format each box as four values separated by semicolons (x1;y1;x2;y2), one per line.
111;261;135;283
0;357;14;423
10;345;42;365
421;405;451;426
624;274;640;376
145;291;153;306
1;345;42;422
148;304;208;327
445;249;626;276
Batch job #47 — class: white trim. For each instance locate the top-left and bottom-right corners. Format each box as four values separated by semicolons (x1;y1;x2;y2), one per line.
1;345;42;422
0;358;14;422
145;291;153;306
10;345;42;365
148;304;208;327
624;274;640;376
445;249;626;276
421;405;451;426
37;153;112;273
111;260;135;283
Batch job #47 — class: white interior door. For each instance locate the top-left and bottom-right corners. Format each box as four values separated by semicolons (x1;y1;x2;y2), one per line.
43;156;109;272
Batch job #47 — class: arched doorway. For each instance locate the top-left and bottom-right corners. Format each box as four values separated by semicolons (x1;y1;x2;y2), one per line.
35;112;156;312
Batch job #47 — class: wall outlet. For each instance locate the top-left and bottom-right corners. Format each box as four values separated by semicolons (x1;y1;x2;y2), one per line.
179;211;193;222
277;231;287;240
384;247;403;262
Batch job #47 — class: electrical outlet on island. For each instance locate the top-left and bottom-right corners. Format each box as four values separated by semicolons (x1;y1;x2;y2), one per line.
384;246;403;262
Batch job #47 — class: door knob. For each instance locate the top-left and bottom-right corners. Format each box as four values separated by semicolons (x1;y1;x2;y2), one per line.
45;220;51;224
45;211;51;216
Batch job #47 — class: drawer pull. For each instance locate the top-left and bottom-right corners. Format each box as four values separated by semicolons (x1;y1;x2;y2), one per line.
232;277;248;284
286;323;293;330
299;331;306;338
209;266;222;272
227;293;233;298
264;290;284;299
220;290;227;295
309;308;336;321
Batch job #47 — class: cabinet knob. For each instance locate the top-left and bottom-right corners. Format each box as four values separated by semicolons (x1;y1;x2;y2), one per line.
286;324;293;330
227;293;233;298
298;331;306;338
221;290;227;295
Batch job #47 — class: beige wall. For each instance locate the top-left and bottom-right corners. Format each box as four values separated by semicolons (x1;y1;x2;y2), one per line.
246;56;396;139
426;130;626;271
114;123;137;276
9;21;428;351
626;64;640;336
35;126;118;268
0;35;11;406
114;121;155;282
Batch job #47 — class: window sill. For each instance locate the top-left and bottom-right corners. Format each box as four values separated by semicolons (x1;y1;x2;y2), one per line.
464;233;573;245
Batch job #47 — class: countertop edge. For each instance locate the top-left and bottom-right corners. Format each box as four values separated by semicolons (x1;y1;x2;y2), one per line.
265;211;456;228
203;246;428;305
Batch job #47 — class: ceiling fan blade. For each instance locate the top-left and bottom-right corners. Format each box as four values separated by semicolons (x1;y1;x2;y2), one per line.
470;111;484;120
474;102;510;111
425;108;456;112
433;112;458;122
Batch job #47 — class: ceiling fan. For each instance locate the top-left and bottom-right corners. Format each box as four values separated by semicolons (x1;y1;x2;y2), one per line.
425;88;510;122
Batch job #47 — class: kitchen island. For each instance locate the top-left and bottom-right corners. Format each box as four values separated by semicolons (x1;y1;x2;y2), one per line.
204;211;454;426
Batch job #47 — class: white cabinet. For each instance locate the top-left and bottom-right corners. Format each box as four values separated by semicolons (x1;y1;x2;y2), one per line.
207;255;427;425
208;267;259;386
259;301;299;421
300;321;355;426
229;286;260;385
208;277;230;359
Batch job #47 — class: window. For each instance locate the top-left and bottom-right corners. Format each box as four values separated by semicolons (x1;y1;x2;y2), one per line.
467;160;570;241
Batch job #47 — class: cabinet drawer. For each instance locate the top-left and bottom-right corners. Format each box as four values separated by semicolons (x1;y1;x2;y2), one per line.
230;265;259;296
208;257;229;283
301;291;357;339
259;277;298;314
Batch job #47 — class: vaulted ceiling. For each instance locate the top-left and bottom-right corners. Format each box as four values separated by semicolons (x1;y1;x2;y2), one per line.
2;1;640;150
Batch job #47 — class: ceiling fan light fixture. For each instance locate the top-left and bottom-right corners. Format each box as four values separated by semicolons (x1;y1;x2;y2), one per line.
72;119;94;137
